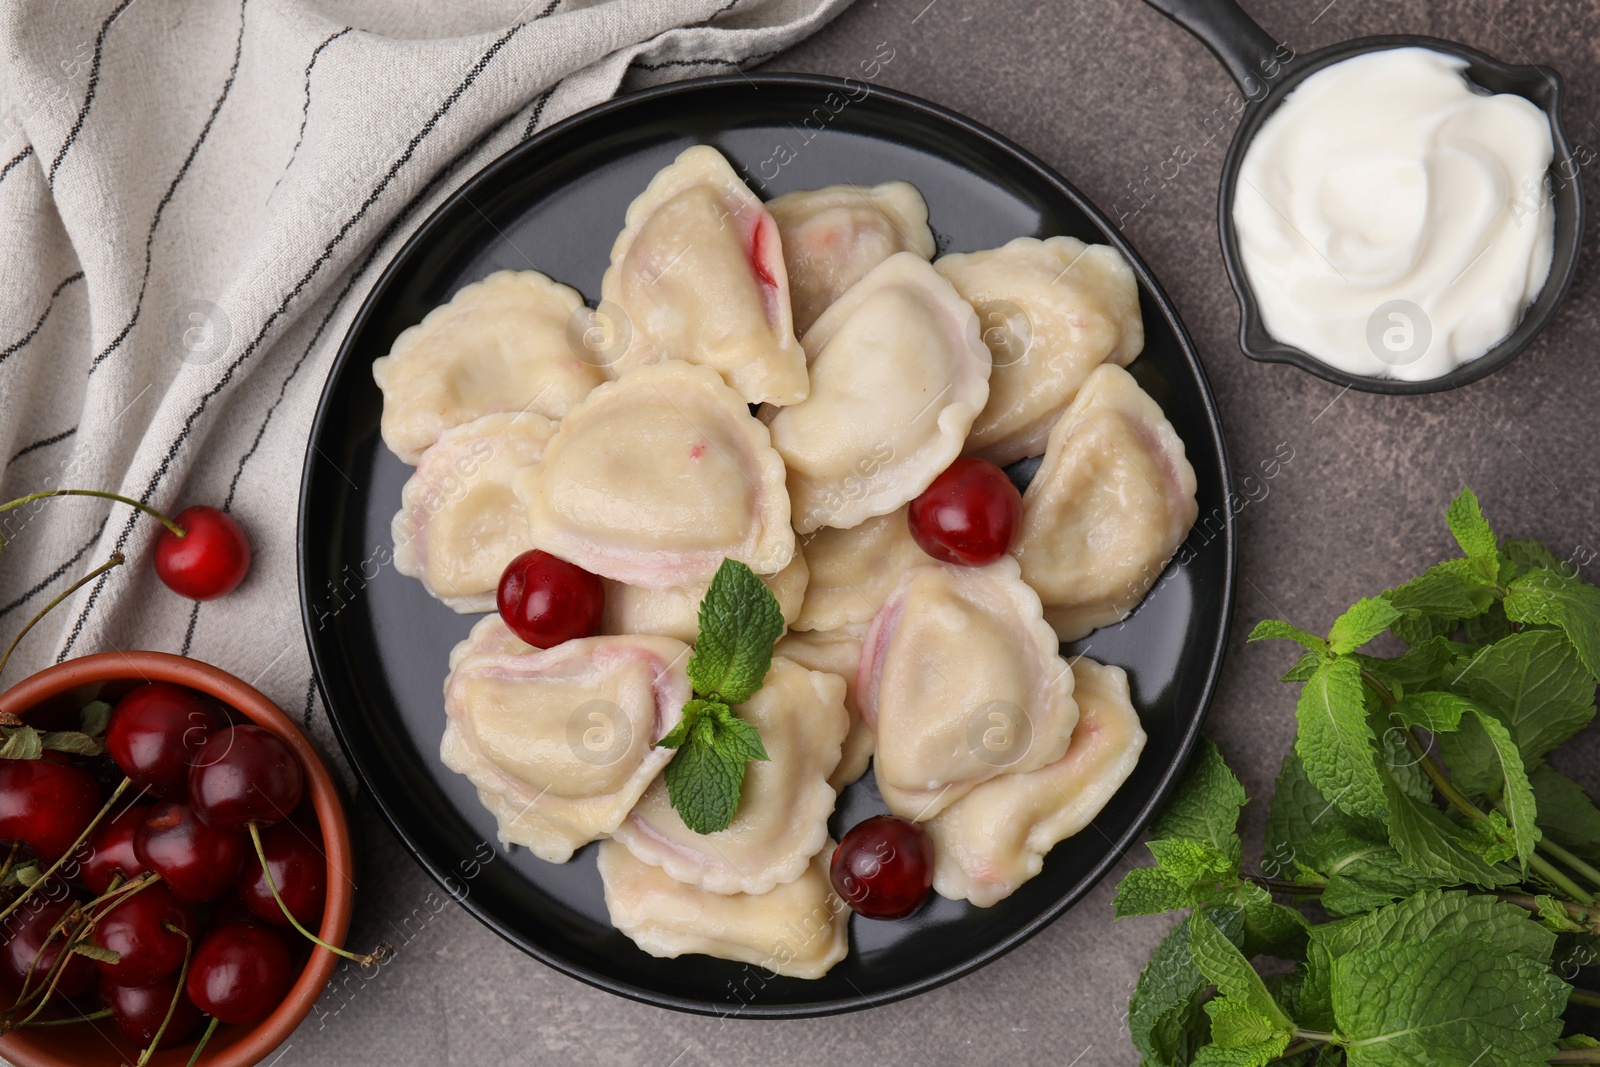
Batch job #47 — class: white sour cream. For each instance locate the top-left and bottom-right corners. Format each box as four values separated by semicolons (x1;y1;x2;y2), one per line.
1233;47;1554;381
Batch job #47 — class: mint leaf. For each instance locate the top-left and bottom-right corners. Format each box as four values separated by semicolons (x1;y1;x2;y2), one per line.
1115;839;1240;918
1560;1036;1600;1052
1390;690;1473;733
1389;611;1458;647
1535;894;1584;933
1381;767;1517;888
1295;657;1386;821
1504;567;1600;680
79;700;111;738
0;726;43;760
1261;752;1334;878
1201;1000;1292;1065
1236;882;1308;960
1328;597;1401;655
1249;620;1328;655
1451;628;1595;759
1188;910;1291;1029
1317;846;1451;918
1433;708;1539;868
688;558;786;704
1501;537;1564;581
1445;487;1498;581
39;730;102;757
1386;558;1495;619
658;698;769;834
1280;652;1323;683
1314;888;1554;963
1333;935;1565;1067
1129;907;1244;1067
1529;763;1600;861
1354;636;1461;694
1150;738;1247;863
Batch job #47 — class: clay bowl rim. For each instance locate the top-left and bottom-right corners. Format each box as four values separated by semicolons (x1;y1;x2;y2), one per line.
0;650;353;1067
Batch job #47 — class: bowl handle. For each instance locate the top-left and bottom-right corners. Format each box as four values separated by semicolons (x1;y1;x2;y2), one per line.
1142;0;1285;95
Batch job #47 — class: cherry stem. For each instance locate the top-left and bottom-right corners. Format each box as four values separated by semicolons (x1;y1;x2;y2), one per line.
12;906;97;1029
247;822;392;969
0;777;131;926
20;1007;113;1027
0;842;17;885
0;551;125;680
0;489;185;542
135;923;193;1067
185;1017;220;1067
10;905;85;1018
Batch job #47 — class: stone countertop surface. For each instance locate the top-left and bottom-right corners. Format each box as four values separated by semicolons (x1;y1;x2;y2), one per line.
288;1;1600;1063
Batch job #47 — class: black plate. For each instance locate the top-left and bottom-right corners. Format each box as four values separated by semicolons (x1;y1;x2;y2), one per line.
298;74;1236;1017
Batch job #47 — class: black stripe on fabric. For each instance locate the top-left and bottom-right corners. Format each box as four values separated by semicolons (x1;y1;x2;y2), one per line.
0;518;106;620
302;674;316;730
281;26;355;178
630;49;781;72
87;0;248;373
58;20;534;660
0;145;34;187
9;426;78;464
0;272;85;367
178;600;201;656
47;0;139;186
521;82;559;140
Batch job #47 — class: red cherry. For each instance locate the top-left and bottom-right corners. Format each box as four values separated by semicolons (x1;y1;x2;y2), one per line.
101;972;205;1047
188;725;303;831
830;815;934;920
152;505;250;600
186;922;293;1024
907;457;1023;567
496;549;604;649
80;803;153;895
92;881;195;986
2;897;97;997
134;802;246;903
105;682;224;797
0;758;103;863
236;821;327;929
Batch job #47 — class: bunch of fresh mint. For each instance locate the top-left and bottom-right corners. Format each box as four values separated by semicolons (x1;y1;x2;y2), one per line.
1116;488;1600;1066
656;558;782;835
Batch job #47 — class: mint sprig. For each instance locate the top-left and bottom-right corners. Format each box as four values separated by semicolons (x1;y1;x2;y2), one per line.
655;559;782;835
1117;488;1600;1067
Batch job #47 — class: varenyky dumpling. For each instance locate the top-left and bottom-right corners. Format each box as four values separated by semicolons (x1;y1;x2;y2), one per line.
373;269;606;464
391;412;554;613
1013;364;1198;642
601;145;807;406
936;236;1144;466
774;628;873;791
598;840;847;979
601;554;809;644
611;657;846;895
439;617;691;863
767;181;937;336
514;360;795;588
768;253;990;534
859;557;1078;821
926;656;1146;907
790;505;931;632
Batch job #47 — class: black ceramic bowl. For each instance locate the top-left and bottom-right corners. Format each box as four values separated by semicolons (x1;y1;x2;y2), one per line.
1146;0;1585;394
298;73;1236;1016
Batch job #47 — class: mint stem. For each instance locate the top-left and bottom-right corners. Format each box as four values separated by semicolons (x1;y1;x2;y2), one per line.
1551;1051;1600;1064
1569;988;1600;1009
1538;839;1600;895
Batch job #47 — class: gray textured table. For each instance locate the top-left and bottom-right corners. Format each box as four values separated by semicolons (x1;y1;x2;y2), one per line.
288;1;1600;1062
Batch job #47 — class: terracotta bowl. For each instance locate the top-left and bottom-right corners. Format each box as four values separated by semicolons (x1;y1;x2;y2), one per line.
0;651;353;1067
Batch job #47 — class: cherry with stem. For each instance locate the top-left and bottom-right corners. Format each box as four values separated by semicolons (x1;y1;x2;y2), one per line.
134;922;193;1067
0;777;132;926
246;822;391;968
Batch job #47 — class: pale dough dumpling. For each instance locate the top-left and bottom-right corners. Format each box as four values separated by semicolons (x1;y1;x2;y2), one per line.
373;269;605;464
937;236;1143;466
1013;364;1198;642
774;628;873;790
611;657;847;895
392;412;554;613
598;840;848;980
859;557;1078;821
439;617;691;863
601;145;807;406
926;657;1146;907
791;506;930;632
768;253;990;534
600;554;808;644
767;181;937;336
513;360;795;588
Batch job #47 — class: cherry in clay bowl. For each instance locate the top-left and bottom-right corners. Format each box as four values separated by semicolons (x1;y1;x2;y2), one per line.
0;651;354;1067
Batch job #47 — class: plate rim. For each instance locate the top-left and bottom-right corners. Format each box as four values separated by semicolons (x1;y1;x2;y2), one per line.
297;71;1237;1018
